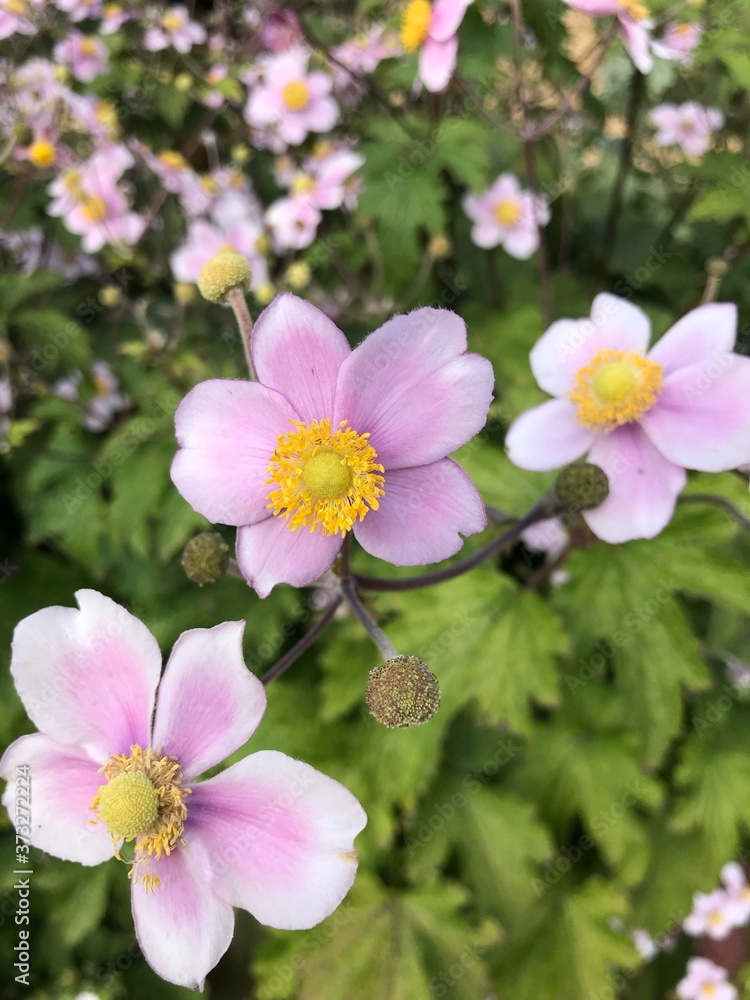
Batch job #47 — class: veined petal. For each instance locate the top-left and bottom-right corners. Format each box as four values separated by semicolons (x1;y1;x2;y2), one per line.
584;423;687;543
334;308;494;469
131;845;234;989
353;458;485;565
172;379;300;527
505;399;594;471
236;516;342;597
0;733;115;865
10;590;161;759
251;294;351;424
187;751;366;930
152;621;267;781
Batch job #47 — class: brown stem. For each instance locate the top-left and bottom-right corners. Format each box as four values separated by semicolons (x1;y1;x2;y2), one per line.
260;596;343;685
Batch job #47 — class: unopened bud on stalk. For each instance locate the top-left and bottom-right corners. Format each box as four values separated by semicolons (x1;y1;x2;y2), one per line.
197;252;252;304
182;532;230;585
366;656;440;728
555;462;609;511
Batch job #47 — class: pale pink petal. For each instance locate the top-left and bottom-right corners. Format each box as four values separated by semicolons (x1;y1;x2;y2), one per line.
352;458;485;565
251;294;350;423
640;355;750;472
10;590;161;759
619;17;654;74
131;845;234;989
564;0;621;12
530;295;652;396
502;223;540;260
505;399;594;471
152;622;267;780
489;173;522;204
236;516;342;598
186;750;366;929
584;424;687;542
303;95;340;133
647;303;737;376
0;734;114;865
334;308;494;469
171;379;300;527
430;0;473;41
471;220;503;248
419;35;458;92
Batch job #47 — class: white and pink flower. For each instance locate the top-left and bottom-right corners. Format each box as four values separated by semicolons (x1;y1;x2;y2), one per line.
400;0;473;92
677;958;737;1000
563;0;654;74
144;5;206;53
53;31;109;82
650;102;723;158
171;295;494;596
55;0;103;21
462;173;550;260
0;591;366;988
651;21;702;64
506;295;750;543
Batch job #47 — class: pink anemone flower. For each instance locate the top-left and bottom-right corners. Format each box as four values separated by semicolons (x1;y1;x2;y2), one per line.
400;0;473;92
650;102;723;158
462;172;550;260
171;295;494;597
0;590;366;988
564;0;654;74
677;958;738;1000
505;295;750;543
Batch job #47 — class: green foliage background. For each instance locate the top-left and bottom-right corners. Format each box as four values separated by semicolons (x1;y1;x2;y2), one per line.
3;1;750;998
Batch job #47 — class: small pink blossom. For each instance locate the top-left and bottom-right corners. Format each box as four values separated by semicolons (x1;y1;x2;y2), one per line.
401;0;473;92
261;7;303;52
506;295;750;544
100;3;131;33
171;296;494;596
53;31;109;82
462;173;550;260
721;862;750;926
265;195;322;251
650;102;723;158
144;5;206;53
61;162;144;253
0;591;366;988
55;0;103;21
0;0;38;38
332;25;399;75
563;1;654;74
683;888;745;939
244;46;339;151
651;22;702;64
677;958;737;1000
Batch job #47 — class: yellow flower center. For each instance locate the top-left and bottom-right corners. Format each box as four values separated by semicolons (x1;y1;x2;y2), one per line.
707;910;723;927
621;0;650;20
105;3;122;15
80;196;107;223
494;199;522;227
91;745;190;893
675;22;692;35
283;80;311;111
6;0;25;14
569;349;663;432
291;174;316;195
401;0;432;52
63;169;82;195
704;985;718;998
80;37;99;57
95;100;118;128
265;418;385;537
28;140;56;168
162;11;183;31
200;173;218;195
159;149;187;170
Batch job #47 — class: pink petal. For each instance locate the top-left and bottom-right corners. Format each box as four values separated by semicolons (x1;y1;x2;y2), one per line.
646;303;737;377
171;379;300;527
236;516;342;598
619;16;654;74
187;750;366;930
564;0;621;12
0;733;114;865
334;308;494;469
640;355;750;472
152;622;267;781
302;95;340;133
419;35;458;92
251;294;350;423
502;223;540;260
352;458;485;565
429;0;473;42
505;399;594;471
10;590;161;759
530;294;652;397
584;423;687;543
131;845;234;989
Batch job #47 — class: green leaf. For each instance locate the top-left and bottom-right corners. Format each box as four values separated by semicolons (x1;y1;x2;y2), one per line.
720;51;750;91
12;308;91;370
52;866;112;947
688;187;749;224
0;270;61;318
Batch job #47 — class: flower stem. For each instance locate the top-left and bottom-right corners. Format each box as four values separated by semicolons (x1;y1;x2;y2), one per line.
341;577;399;659
260;596;343;685
226;286;257;380
679;493;750;531
354;495;563;593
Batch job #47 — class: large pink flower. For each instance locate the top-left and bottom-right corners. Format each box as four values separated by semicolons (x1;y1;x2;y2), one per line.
400;0;473;92
171;295;494;596
506;295;750;543
0;591;366;988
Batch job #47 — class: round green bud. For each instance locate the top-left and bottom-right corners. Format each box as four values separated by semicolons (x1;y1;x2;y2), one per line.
366;656;440;728
181;532;230;586
197;252;252;303
555;462;610;511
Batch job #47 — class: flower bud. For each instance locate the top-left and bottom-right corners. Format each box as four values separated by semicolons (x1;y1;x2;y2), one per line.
173;282;196;305
285;261;311;290
555;462;609;511
99;284;121;307
181;532;230;585
706;257;729;279
197;252;253;303
366;656;440;728
427;235;451;260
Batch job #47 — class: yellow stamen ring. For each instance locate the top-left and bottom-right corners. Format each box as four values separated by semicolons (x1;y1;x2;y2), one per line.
265;418;385;537
401;0;432;52
569;348;663;432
